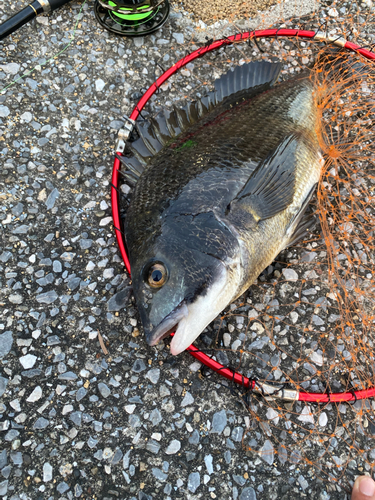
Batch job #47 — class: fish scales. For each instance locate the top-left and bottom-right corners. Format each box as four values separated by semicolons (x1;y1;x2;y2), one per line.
124;62;323;355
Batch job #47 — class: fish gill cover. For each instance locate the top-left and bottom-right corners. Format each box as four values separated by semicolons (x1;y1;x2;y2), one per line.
117;1;375;488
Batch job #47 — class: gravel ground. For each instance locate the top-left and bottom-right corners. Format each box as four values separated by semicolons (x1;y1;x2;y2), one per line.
0;1;374;499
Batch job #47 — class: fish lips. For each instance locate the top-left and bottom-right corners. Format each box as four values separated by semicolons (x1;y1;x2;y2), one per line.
145;301;189;347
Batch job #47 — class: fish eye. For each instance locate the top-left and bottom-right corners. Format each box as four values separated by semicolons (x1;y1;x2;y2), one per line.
147;263;168;288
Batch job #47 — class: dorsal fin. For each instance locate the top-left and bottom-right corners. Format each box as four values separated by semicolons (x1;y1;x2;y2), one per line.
126;61;282;166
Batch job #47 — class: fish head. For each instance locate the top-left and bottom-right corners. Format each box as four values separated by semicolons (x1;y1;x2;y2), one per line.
129;214;241;355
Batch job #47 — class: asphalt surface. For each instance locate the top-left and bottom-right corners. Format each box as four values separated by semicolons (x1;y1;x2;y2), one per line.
0;0;374;499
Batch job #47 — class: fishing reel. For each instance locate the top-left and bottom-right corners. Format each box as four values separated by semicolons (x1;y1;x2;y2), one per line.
94;0;170;37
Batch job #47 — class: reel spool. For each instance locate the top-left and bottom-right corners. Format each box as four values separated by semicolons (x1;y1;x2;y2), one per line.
94;0;170;37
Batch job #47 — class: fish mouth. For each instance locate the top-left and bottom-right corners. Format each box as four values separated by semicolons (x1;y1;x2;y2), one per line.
145;301;189;347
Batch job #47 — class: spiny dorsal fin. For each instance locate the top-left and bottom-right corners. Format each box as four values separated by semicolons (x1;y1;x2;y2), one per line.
126;61;282;166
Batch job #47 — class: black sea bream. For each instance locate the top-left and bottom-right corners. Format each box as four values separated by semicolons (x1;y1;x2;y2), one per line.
122;61;323;355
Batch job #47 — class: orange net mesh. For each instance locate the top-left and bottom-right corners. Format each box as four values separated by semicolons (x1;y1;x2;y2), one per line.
119;1;375;489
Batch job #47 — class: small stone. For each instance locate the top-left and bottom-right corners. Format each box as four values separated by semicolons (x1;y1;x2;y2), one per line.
43;462;53;482
33;417;49;429
46;188;59;210
165;439;181;455
103;447;114;460
107;289;131;311
0;377;8;397
152;468;168;481
310;351;323;366
125;404;136;414
298;475;309;490
132;359;146;373
36;291;58;304
95;79;105;91
98;382;111;398
231;427;244;442
146;439;160;454
0;332;13;359
19;354;37;369
278;444;288;465
239;487;257;500
0;106;10;118
289;311;298;324
259;440;274;465
57;481;69;494
211;410;227;434
282;268;298;281
60;252;75;262
188;471;200;493
204;455;213;474
9;294;23;304
181;392;194;407
0;480;8;496
0;62;20;74
328;7;338;16
27;386;42;402
149;408;162;425
298;406;314;425
0;450;7;468
58;371;77;381
172;33;184;44
70;412;82;426
110;448;123;465
146;368;160;384
319;412;328;427
76;387;87;402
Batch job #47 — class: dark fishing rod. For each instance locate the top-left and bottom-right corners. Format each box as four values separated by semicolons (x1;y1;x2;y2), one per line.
0;0;73;41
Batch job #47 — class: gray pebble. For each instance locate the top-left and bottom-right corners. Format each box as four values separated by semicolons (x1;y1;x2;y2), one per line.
58;371;77;381
0;332;13;359
0;251;12;263
76;387;87;402
57;481;69;494
233;475;247;486
70;411;82;426
259;440;274;465
146;439;160;454
239;487;257;500
79;239;93;249
146;368;160;384
132;359;146;373
232;427;244;442
149;408;162;426
0;106;10;118
98;382;111;398
0;480;8;496
36;291;58;304
152;468;168;481
211;409;227;434
33;417;49;430
189;429;200;445
107;289;131;311
43;462;53;482
181;391;194;407
188;471;200;493
109;448;123;465
165;439;181;455
0;450;7;469
204;454;213;474
11;203;24;216
172;33;184;44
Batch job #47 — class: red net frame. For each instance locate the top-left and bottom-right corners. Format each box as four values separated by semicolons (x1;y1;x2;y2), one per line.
111;28;375;404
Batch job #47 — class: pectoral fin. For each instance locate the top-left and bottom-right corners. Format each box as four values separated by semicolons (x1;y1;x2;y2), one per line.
228;134;299;222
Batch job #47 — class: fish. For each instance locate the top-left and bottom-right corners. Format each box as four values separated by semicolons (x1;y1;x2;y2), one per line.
121;59;324;355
